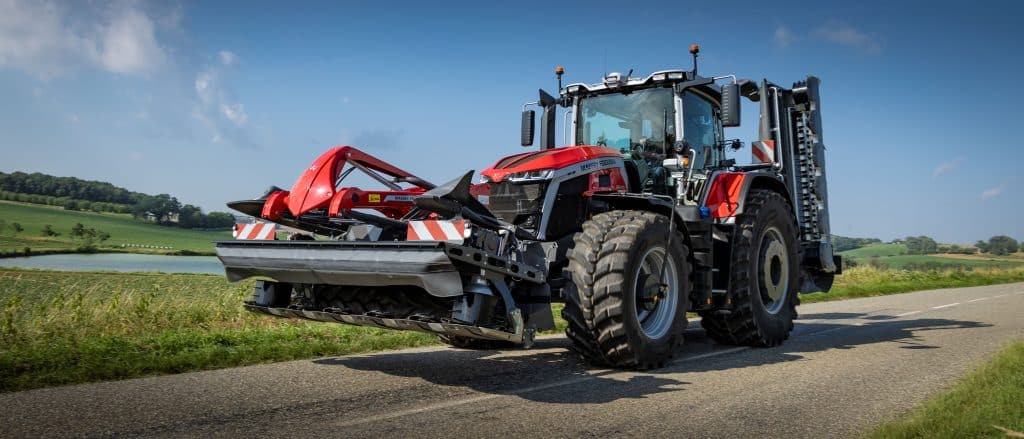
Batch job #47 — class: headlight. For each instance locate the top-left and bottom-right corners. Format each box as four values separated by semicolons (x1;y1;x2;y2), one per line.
507;169;554;182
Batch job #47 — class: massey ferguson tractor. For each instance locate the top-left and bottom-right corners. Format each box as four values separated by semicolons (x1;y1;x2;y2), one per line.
216;46;840;369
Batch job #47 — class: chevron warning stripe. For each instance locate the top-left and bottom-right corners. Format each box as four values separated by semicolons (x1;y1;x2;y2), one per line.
752;139;776;164
406;220;468;242
233;222;277;240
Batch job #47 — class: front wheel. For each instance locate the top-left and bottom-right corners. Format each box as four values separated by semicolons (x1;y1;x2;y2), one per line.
562;211;691;369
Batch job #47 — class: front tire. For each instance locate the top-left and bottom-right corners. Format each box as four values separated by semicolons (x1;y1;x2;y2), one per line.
562;211;691;369
700;189;800;347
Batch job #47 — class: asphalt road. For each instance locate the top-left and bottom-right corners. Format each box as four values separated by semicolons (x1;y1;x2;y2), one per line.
3;282;1023;438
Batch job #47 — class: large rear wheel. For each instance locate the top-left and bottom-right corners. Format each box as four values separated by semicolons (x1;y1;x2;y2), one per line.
700;189;800;346
562;211;691;369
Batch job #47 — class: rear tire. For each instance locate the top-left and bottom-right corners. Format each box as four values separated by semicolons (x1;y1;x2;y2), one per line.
700;189;800;347
562;211;691;369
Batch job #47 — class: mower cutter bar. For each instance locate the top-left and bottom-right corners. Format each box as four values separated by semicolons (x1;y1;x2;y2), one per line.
245;304;526;343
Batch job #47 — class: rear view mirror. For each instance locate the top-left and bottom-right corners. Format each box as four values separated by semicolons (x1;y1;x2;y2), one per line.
721;83;741;127
521;110;536;147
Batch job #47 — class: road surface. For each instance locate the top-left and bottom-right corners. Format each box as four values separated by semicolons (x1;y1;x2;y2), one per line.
2;282;1023;438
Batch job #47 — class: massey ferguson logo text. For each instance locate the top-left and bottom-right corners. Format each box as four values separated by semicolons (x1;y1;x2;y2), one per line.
580;162;598;172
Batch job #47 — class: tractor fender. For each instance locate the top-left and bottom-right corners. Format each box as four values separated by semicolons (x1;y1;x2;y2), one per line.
588;193;699;247
703;170;793;218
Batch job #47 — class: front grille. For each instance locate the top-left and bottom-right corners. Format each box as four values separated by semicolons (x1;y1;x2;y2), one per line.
487;181;548;227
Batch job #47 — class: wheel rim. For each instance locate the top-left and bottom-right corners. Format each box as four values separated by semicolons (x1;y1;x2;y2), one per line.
633;246;679;339
759;226;790;314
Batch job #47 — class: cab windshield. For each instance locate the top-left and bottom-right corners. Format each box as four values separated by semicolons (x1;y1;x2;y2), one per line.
575;87;675;155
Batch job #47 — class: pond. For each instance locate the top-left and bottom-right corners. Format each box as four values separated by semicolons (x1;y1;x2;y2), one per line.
0;253;224;274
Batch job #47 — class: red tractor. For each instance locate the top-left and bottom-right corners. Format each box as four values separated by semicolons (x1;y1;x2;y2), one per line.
217;47;839;368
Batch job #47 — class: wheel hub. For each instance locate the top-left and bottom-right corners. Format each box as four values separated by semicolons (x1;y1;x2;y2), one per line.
633;246;679;339
759;226;789;314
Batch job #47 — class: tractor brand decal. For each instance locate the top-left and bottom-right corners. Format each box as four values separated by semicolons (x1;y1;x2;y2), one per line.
368;194;382;203
383;195;415;203
579;162;598;172
233;222;277;240
752;140;776;164
598;158;617;167
406;220;467;242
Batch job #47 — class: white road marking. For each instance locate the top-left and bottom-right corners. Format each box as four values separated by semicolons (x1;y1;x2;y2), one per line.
895;310;921;317
329;346;748;428
931;303;960;310
993;294;1008;298
967;298;988;303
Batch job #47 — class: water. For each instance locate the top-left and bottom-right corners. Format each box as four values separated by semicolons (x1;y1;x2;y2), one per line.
0;253;224;274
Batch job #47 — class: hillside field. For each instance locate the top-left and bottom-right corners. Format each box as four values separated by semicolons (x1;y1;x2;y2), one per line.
840;243;1024;269
0;201;229;255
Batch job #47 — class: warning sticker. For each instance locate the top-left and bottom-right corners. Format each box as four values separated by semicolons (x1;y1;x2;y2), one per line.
368;194;381;203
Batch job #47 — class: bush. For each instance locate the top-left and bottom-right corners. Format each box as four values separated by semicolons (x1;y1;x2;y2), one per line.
40;224;59;237
980;236;1019;256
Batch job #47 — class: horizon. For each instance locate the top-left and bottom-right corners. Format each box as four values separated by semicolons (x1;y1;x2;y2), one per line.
1;0;1021;243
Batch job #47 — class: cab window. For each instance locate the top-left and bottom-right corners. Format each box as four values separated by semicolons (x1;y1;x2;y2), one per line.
682;91;721;169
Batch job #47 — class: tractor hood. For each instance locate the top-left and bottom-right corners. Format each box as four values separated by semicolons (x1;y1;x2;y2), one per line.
480;145;621;183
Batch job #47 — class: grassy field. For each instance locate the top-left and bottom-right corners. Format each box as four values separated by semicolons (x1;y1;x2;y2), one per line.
869;340;1024;438
840;243;1024;270
2;264;1023;392
0;269;438;392
841;242;908;258
0;201;230;255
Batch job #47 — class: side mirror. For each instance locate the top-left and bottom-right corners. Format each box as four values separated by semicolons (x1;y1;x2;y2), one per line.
721;83;741;127
521;110;536;147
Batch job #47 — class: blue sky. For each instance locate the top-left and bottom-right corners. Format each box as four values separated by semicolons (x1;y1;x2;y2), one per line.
0;0;1021;243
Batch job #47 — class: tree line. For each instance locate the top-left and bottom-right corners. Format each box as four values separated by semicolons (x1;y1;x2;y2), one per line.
1;171;235;229
836;234;1020;256
0;171;143;204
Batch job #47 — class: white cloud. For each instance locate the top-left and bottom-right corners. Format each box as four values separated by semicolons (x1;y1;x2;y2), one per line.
220;102;248;126
192;51;257;147
774;25;797;48
933;157;964;178
815;21;883;55
981;186;1002;200
96;8;164;74
218;50;237;66
0;0;167;78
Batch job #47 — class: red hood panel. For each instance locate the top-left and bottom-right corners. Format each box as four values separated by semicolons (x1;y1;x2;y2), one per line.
481;146;621;182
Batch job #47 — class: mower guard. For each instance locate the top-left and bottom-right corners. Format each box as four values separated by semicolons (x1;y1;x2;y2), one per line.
216;240;463;297
215;240;546;298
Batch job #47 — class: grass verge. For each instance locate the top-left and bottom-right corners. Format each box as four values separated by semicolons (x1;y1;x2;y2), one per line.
801;266;1024;304
1;266;1022;392
869;340;1024;438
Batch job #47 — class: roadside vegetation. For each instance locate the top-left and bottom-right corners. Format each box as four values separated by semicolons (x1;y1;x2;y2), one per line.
0;201;229;256
1;263;1023;392
869;340;1024;439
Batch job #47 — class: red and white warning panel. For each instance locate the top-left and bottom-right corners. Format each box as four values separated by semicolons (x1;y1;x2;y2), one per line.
752;139;776;164
406;220;468;242
233;222;277;240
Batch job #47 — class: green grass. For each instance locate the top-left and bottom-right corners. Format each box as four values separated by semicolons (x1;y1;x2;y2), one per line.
801;266;1024;304
0;269;438;392
1;265;1023;393
840;243;1024;270
0;201;230;254
841;243;908;258
869;340;1024;439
